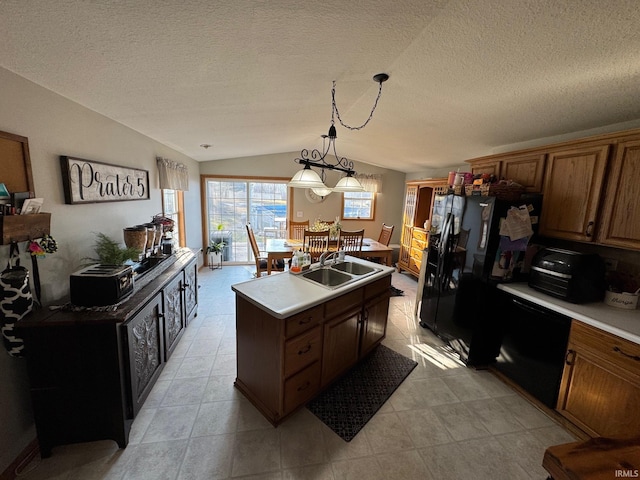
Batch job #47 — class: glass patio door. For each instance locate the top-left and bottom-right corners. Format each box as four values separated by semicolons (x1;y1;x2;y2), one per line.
204;178;288;262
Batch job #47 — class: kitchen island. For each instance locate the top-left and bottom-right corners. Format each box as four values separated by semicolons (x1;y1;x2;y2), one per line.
231;256;395;425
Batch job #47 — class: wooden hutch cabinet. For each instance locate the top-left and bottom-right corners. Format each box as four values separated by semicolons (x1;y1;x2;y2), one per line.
19;249;198;457
397;178;448;277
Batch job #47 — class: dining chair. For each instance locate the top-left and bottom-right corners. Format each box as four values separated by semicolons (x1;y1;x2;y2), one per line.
246;224;285;277
289;220;309;241
303;229;330;261
338;229;365;255
377;223;394;246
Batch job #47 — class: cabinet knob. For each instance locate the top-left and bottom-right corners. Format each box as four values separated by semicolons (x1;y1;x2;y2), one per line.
298;344;312;355
565;349;576;366
585;221;595;237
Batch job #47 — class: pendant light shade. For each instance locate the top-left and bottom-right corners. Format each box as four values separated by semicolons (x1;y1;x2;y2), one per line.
311;186;334;196
287;163;327;189
332;174;365;192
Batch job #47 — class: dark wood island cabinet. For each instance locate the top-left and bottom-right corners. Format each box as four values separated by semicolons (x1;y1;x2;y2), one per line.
18;248;199;457
233;267;392;426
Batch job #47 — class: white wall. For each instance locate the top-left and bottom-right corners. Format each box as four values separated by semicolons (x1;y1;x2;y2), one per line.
0;67;202;471
199;154;407;244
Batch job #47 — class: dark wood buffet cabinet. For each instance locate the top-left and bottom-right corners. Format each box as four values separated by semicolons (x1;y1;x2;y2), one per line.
18;248;198;457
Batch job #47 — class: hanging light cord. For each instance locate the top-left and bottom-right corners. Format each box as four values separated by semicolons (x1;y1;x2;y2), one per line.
331;78;385;131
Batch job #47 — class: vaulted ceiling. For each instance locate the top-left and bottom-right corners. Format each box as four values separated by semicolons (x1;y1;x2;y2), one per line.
2;0;640;172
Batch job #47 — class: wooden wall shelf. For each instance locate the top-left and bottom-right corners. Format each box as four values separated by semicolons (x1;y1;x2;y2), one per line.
0;213;51;244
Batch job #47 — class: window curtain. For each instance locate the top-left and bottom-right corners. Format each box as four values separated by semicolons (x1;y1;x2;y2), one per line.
157;157;189;191
355;173;383;193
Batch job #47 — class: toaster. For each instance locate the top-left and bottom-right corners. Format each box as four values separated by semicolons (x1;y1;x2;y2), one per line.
70;264;134;306
528;248;605;303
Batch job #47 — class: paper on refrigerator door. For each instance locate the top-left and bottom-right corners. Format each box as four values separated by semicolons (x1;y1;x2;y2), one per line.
499;205;533;240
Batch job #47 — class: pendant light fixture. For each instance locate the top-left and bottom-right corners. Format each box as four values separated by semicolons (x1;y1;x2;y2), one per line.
288;73;389;193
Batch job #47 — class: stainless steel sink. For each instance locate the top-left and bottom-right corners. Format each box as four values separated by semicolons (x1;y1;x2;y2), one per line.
331;261;376;275
300;268;353;287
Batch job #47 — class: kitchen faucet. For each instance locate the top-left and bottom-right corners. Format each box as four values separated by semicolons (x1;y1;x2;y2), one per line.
319;250;345;266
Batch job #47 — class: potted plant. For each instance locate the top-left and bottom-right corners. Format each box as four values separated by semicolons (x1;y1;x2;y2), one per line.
207;224;226;269
87;232;141;265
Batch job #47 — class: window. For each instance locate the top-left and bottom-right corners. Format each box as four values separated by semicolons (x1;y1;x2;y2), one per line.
162;189;185;247
342;191;376;220
203;177;289;262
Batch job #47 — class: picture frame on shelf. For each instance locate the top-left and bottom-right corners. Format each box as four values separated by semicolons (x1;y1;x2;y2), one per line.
20;197;43;215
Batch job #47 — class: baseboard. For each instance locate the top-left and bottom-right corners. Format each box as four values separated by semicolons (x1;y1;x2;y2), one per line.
0;438;39;480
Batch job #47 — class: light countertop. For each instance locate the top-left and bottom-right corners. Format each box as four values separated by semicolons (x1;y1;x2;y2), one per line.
231;255;395;319
498;283;640;344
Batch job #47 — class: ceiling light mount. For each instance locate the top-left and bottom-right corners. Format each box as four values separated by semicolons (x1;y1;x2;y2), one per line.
288;73;390;193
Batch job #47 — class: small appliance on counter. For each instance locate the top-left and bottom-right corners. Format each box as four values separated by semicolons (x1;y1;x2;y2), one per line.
70;264;134;307
528;247;606;303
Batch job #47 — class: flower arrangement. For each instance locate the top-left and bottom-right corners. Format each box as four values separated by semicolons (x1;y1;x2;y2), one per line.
310;217;342;238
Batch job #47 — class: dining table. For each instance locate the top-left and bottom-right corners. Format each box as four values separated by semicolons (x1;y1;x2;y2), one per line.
264;238;394;274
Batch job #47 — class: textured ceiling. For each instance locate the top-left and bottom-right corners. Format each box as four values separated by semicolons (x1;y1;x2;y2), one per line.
2;0;640;173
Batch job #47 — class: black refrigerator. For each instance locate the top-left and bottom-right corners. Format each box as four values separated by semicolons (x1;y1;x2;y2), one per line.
418;193;541;366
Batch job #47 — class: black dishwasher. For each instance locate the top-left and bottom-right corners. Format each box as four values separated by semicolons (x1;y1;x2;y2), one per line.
494;290;571;408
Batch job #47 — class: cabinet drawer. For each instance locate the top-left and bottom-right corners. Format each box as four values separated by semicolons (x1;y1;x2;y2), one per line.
284;326;321;378
364;275;392;299
283;360;321;414
285;305;323;338
325;289;362;319
411;237;426;250
412;228;427;242
571;321;640;374
410;246;424;261
409;256;422;273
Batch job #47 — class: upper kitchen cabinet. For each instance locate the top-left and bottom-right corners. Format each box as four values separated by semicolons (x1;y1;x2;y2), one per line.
597;139;640;249
539;144;610;242
468;153;546;192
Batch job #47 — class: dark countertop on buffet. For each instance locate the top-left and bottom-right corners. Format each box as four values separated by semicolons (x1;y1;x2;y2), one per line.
19;247;199;327
498;283;640;344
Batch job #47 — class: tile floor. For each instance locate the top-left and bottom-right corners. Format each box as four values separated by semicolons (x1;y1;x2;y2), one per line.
16;265;576;480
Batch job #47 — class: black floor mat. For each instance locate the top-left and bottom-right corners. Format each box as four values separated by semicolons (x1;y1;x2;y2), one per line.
307;345;418;441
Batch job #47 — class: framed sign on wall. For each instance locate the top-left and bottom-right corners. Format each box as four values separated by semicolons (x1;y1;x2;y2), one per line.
60;156;150;204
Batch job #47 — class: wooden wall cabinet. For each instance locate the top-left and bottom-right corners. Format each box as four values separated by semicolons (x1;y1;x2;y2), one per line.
468;153;546;192
19;250;198;457
539;144;610;242
597;139;640;249
466;127;640;250
0;130;53;244
398;179;448;277
234;274;392;425
557;321;640;438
